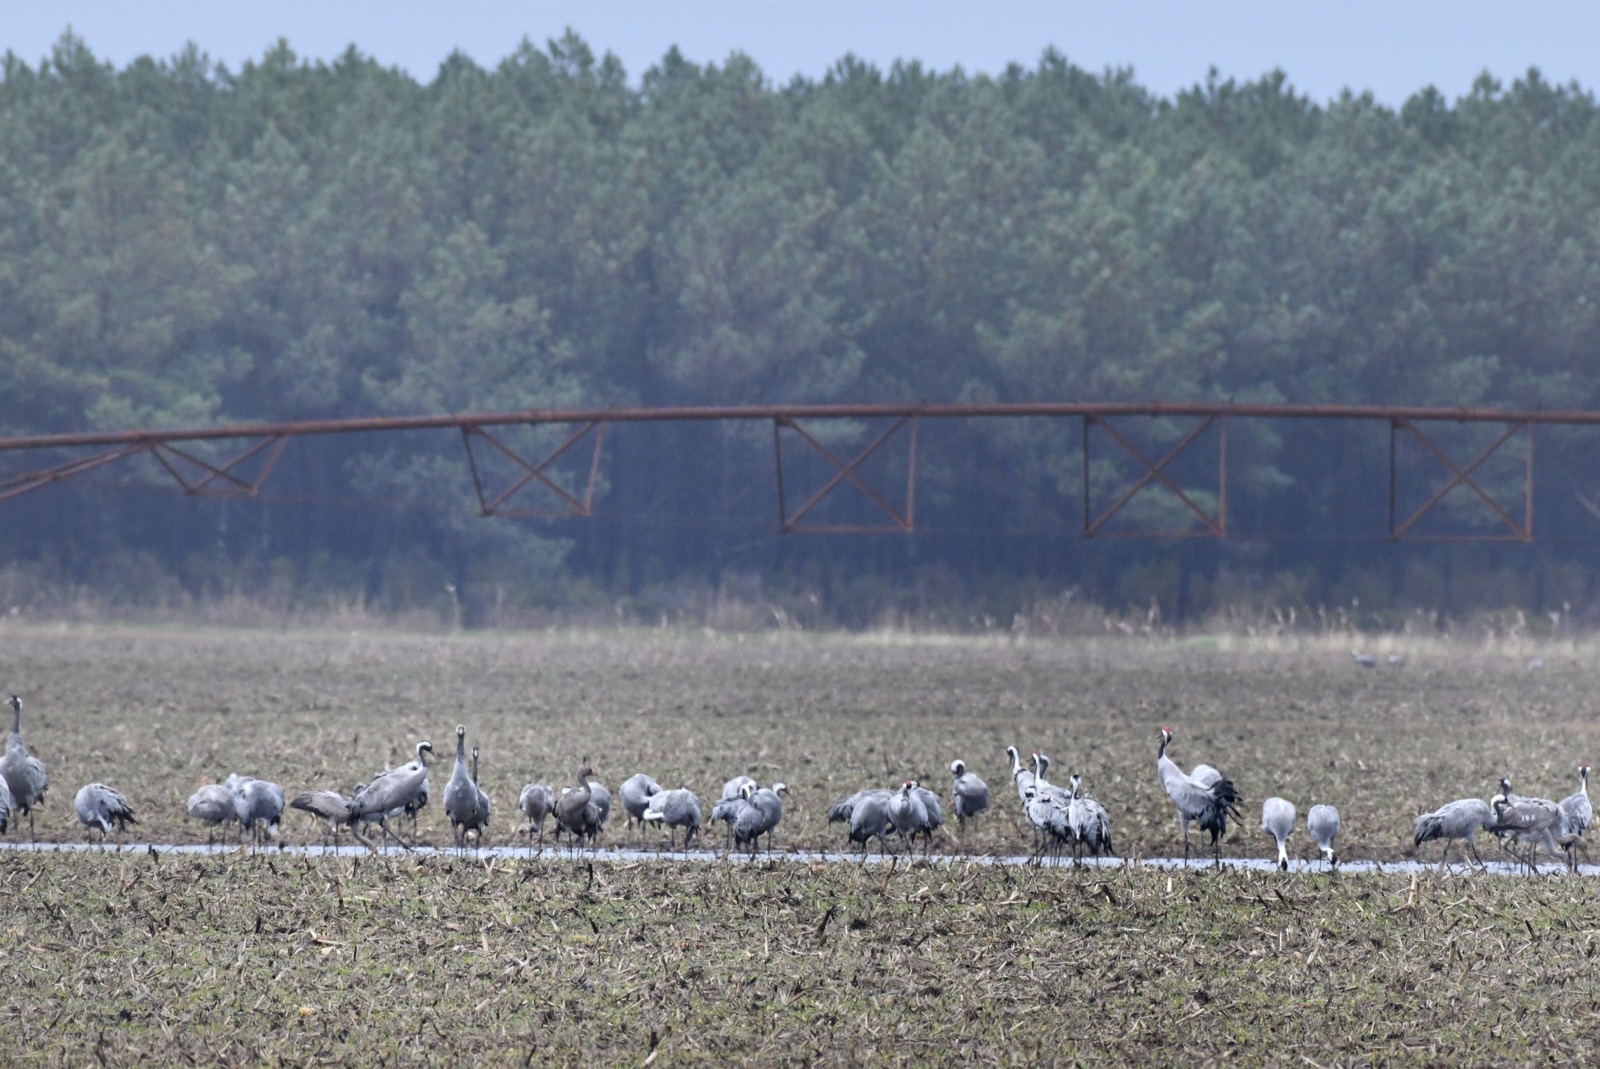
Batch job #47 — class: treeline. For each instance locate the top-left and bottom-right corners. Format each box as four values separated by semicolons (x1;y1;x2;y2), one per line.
2;31;1599;628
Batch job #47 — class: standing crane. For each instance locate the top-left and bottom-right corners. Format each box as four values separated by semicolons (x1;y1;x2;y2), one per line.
1412;797;1494;867
1067;773;1114;863
1261;797;1297;871
443;726;491;851
226;774;285;849
290;789;356;847
948;759;990;837
2;696;48;840
554;765;603;848
1559;764;1592;871
1156;727;1243;865
347;740;433;851
518;782;556;848
186;784;238;848
642;787;702;850
620;773;664;843
1306;803;1341;869
74;783;136;844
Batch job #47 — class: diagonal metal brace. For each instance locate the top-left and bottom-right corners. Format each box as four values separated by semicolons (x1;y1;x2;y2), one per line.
460;421;605;518
1389;418;1532;540
1083;415;1226;537
0;444;146;504
773;416;917;533
147;436;288;497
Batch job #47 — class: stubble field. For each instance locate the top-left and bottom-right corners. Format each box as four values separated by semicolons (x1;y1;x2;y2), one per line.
2;621;1599;1065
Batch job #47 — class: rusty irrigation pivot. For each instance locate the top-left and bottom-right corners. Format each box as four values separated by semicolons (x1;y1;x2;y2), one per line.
0;401;1573;540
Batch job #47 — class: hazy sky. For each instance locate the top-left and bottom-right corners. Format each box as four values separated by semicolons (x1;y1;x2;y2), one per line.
5;1;1599;107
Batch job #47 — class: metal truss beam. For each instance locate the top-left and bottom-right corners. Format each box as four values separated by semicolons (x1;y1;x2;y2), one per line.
773;416;916;533
1389;418;1532;541
1082;415;1225;538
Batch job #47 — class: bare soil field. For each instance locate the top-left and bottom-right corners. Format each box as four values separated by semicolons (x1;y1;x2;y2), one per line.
2;622;1599;1065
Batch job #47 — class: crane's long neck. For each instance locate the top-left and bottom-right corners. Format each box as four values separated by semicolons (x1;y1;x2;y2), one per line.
416;743;430;769
470;751;479;784
1008;748;1022;779
1583;768;1590;796
9;698;20;735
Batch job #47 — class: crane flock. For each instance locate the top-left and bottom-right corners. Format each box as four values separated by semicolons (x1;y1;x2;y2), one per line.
0;692;1593;874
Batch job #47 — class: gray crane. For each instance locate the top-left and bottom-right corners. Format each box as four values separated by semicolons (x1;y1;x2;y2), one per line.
620;773;663;843
1489;777;1569;872
1412;797;1494;867
443;726;491;851
554;765;603;848
720;775;756;802
1068;773;1114;863
1261;797;1297;872
3;696;48;840
642;787;702;850
843;788;893;858
1005;746;1035;806
736;782;787;854
887;780;938;857
226;774;285;849
468;745;493;845
290;789;357;846
712;781;757;850
1351;649;1377;669
949;759;990;836
74;782;136;843
186;783;239;847
518;782;556;847
1156;726;1243;865
348;740;433;851
1306;803;1341;869
1559;764;1592;870
371;741;432;836
1023;756;1072;864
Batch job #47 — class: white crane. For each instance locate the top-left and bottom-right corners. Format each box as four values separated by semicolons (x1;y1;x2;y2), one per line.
1156;727;1243;864
1306;803;1341;869
74;783;136;843
620;773;664;843
1412;797;1494;867
1261;797;1296;871
519;782;556;847
642;787;702;850
1350;649;1377;669
1559;764;1592;870
2;696;48;840
187;784;238;847
949;759;990;836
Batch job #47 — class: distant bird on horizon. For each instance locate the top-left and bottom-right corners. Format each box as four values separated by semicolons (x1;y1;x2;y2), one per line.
1351;650;1377;669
